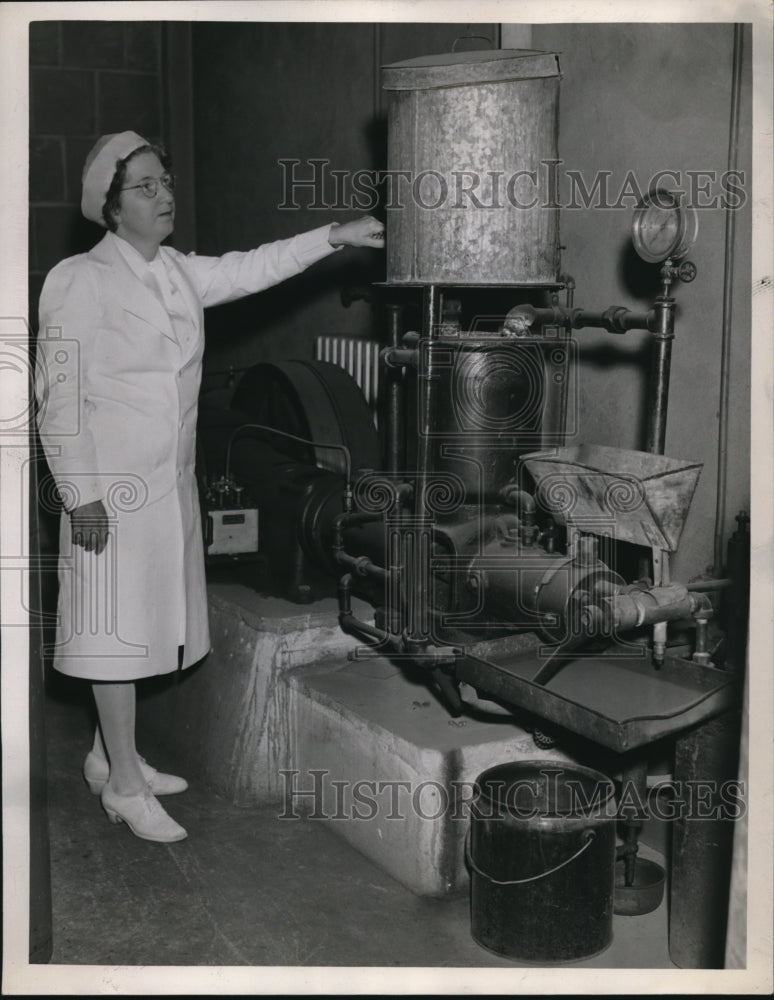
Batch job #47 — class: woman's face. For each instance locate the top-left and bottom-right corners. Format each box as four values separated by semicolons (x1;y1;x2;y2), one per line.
112;151;175;254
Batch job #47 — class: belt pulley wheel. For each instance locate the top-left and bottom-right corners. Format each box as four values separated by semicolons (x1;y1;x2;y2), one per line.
231;359;380;476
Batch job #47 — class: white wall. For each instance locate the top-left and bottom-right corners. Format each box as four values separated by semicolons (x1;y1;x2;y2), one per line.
504;22;752;581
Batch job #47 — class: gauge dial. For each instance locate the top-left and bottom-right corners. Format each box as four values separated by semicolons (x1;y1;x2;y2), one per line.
631;189;698;263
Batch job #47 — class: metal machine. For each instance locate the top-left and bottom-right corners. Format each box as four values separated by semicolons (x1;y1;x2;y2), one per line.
205;50;747;967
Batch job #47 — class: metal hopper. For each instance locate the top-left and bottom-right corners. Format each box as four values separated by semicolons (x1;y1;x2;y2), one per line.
522;444;702;552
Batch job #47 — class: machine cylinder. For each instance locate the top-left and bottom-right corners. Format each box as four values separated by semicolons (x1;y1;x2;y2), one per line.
426;337;546;502
382;49;561;285
469;543;622;639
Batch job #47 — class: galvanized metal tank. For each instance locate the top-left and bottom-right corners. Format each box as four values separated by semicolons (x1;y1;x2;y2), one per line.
382;49;562;286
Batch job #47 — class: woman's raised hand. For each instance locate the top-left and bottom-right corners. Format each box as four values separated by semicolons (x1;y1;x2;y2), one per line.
328;216;385;249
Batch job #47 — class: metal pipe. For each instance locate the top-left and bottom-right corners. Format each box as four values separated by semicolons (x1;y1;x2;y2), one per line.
602;584;711;632
644;292;676;455
692;613;712;666
385;304;404;474
332;510;384;550
561;272;576;310
331;511;391;582
334;550;390;582
415;285;438;520
338;573;400;650
713;23;744;577
382;347;419;368
724;511;749;669
574;307;655;333
339;612;395;647
338;572;353;615
652;620;668;668
686;577;733;592
618;759;649;886
502;303;655;336
645;335;673;454
559;275;576;444
226;423;352;484
372;24;381;120
401;287;436;647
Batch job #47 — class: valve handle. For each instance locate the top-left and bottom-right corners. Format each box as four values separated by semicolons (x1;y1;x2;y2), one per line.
678;260;697;283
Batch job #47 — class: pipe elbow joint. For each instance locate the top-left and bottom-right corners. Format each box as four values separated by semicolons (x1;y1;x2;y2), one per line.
382;346;419;368
502;305;537;335
499;485;536;516
690;592;714;618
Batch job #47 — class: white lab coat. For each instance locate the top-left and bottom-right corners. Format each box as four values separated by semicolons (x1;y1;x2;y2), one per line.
36;225;338;680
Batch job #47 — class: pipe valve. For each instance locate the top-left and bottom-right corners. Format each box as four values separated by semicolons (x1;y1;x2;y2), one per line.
604;583;710;632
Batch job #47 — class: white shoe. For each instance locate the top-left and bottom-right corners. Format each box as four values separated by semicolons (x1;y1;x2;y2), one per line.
84;751;188;796
101;785;188;843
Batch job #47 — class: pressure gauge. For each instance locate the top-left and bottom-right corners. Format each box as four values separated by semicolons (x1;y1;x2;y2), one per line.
631;189;698;263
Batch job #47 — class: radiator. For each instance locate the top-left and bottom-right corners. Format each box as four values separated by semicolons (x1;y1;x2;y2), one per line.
314;336;381;421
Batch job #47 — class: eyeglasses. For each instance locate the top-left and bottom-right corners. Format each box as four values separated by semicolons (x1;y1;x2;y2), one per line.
120;173;176;198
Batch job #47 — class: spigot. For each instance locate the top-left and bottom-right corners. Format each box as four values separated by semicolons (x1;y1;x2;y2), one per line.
652;620;667;669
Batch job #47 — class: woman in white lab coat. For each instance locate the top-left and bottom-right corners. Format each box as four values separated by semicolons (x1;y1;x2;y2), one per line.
36;131;384;843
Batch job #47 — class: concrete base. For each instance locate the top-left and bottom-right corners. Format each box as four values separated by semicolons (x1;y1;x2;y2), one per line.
137;583;370;805
289;656;572;898
138;582;573;897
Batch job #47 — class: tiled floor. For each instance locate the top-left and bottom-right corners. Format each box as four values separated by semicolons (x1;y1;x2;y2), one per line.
40;678;675;972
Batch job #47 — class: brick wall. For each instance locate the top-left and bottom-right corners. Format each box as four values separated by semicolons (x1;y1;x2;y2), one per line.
29;20;164;328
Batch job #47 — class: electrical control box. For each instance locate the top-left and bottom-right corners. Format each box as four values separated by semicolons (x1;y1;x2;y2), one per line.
206;508;259;556
204;474;259;561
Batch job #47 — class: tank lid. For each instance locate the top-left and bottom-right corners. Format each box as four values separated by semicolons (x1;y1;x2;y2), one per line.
382;48;561;91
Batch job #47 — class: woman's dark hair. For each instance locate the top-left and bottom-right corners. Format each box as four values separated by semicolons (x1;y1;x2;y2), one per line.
102;143;173;231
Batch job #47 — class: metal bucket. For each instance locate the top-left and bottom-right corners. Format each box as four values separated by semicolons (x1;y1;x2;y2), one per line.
469;760;616;963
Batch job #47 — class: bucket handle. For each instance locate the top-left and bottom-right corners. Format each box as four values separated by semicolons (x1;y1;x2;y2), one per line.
451;36;496;53
465;829;596;885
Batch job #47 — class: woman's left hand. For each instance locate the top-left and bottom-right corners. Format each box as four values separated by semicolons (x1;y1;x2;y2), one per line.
328;216;385;248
